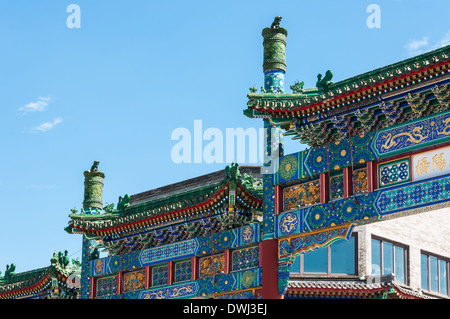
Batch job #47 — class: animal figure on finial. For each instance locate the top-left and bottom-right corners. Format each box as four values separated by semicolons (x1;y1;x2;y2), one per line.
90;161;100;172
271;16;282;29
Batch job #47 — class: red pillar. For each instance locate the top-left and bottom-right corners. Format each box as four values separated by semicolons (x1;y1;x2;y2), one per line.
274;185;282;214
191;256;198;281
259;239;283;299
116;271;123;295
367;161;376;192
145;266;151;289
343;167;353;198
224;249;231;274
90;277;96;299
320;173;329;204
168;261;174;285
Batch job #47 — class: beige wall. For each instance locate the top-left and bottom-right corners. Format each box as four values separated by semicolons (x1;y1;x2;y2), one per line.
355;207;450;291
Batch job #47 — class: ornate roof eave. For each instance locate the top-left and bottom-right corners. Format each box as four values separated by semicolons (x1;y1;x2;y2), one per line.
245;45;450;120
66;166;263;236
0;264;75;299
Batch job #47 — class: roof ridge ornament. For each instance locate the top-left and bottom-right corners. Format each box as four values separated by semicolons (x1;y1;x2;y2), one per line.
316;70;334;91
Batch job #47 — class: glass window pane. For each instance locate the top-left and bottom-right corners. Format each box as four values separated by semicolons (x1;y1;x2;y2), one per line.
383;242;394;275
430;256;438;292
439;259;448;295
304;248;327;273
291;255;300;273
331;237;355;274
371;239;381;276
421;254;428;290
394;246;405;284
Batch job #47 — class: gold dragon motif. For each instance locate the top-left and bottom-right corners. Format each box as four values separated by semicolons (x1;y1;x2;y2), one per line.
381;126;428;150
437;117;450;136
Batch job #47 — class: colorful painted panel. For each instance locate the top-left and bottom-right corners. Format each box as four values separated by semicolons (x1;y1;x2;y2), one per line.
262;172;276;239
378;158;410;188
95;276;117;298
91;258;106;277
123;270;146;292
238;223;259;246
352;132;376;165
174;260;192;283
372;110;450;158
278;153;299;183
215;291;256;299
198;254;225;278
376;174;450;215
151;264;168;287
135;268;262;299
139;239;198;266
305;145;329;175
282;180;320;211
140;281;198;299
231;246;259;271
412;145;450;182
303;132;376;178
197;268;262;297
276;210;301;237
330;174;344;200
279;224;354;256
121;251;141;271
353;167;368;194
304;193;379;231
328;139;351;171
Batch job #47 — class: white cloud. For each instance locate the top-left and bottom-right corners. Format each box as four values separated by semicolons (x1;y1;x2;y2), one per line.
405;36;429;53
432;30;450;49
31;117;63;133
405;31;450;55
19;96;53;113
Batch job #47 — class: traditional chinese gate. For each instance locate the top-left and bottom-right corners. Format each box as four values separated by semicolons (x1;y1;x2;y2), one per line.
245;17;450;298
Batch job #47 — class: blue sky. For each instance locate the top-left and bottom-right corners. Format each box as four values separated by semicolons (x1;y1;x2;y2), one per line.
0;0;449;273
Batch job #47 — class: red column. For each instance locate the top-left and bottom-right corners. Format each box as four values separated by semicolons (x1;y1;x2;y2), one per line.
224;249;231;274
168;261;174;285
367;161;376;192
259;239;283;299
116;271;122;295
274;185;282;214
343;167;353;198
90;277;96;299
191;256;198;281
320;173;329;204
145;266;151;289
